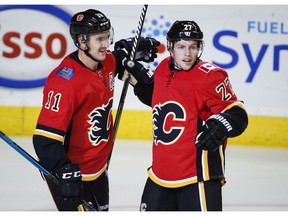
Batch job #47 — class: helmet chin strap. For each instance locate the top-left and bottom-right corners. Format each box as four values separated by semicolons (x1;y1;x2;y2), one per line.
78;35;100;63
83;49;100;63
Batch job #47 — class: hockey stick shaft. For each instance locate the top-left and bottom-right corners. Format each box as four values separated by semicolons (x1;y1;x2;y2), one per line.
0;130;95;211
108;5;148;168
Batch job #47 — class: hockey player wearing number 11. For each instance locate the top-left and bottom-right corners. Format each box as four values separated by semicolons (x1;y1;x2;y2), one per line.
123;20;249;211
32;9;159;211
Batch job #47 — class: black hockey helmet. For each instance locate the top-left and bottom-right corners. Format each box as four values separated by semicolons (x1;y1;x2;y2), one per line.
167;20;203;42
70;9;112;48
167;20;204;61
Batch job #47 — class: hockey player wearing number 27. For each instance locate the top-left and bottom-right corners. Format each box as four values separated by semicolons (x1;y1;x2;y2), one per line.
32;9;159;211
123;20;248;211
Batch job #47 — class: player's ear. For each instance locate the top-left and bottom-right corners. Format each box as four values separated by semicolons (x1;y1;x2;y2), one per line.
170;50;174;58
81;44;88;50
78;36;88;50
79;41;88;50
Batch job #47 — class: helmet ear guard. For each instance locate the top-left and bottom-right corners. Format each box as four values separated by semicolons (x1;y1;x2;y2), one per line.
76;27;114;51
80;35;88;43
77;35;88;51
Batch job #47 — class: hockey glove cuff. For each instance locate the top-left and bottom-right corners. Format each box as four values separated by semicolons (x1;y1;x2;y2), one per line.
124;60;153;86
55;163;83;204
196;113;234;152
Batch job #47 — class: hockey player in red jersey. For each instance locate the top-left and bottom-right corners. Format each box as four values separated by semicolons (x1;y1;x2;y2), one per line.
32;9;159;211
123;20;248;211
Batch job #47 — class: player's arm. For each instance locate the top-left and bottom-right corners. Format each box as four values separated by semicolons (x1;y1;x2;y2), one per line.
222;104;248;137
114;36;160;63
196;104;248;152
133;81;154;107
112;50;153;106
196;67;248;151
113;37;159;83
33;125;70;171
112;49;126;78
33;126;82;204
124;60;154;107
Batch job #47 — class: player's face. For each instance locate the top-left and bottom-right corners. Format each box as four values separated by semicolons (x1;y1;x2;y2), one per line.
171;40;200;70
87;31;110;61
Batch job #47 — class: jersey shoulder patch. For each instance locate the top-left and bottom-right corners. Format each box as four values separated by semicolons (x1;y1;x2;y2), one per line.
55;67;74;80
198;62;219;74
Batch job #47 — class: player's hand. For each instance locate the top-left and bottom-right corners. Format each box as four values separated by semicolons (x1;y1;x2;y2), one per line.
55;163;83;204
124;60;153;86
196;113;234;151
114;37;160;62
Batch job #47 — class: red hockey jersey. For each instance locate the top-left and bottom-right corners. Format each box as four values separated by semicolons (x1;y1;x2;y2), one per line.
34;51;116;180
148;57;245;188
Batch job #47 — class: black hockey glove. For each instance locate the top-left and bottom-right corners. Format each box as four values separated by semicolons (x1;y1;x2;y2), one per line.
124;60;153;85
196;113;234;152
114;37;160;62
55;163;83;204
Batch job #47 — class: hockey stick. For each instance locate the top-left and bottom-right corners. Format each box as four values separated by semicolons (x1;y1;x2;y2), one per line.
108;4;148;169
0;130;96;211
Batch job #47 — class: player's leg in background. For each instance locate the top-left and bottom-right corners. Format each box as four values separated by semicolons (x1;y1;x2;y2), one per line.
140;177;177;211
82;170;109;211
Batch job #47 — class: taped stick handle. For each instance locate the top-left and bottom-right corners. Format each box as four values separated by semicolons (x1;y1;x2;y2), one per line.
129;5;149;62
108;5;148;169
113;4;148;140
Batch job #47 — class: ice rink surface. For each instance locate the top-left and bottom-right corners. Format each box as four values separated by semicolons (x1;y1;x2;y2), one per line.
0;136;288;213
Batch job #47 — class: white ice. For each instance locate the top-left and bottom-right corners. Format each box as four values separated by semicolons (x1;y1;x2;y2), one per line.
0;137;288;212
